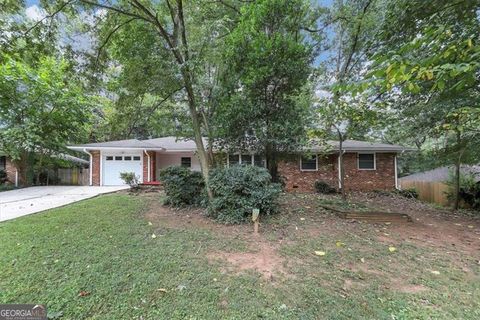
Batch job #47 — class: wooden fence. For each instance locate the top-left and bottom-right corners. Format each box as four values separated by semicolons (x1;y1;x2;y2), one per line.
399;180;450;206
57;168;89;186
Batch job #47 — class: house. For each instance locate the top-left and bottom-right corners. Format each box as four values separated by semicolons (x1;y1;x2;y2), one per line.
0;152;17;185
0;151;89;186
68;137;411;192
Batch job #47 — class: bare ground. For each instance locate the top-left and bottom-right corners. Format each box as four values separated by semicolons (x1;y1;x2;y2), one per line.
142;191;480;286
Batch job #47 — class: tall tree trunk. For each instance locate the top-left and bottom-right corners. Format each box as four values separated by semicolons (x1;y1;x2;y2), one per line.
265;143;278;182
453;156;461;210
182;70;213;199
453;130;464;211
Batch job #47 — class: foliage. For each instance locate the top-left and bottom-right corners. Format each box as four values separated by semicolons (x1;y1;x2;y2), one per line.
396;188;418;199
0;169;7;184
314;180;336;194
207;166;281;224
0;55;90;185
119;172;140;188
159;166;205;206
217;0;316;180
446;170;480;209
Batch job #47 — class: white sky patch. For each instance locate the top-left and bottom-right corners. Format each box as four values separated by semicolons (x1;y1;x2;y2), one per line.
25;5;46;22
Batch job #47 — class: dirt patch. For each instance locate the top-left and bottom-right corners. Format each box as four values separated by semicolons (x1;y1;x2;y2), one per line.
209;240;285;280
344;192;480;255
389;278;429;294
142;194;250;236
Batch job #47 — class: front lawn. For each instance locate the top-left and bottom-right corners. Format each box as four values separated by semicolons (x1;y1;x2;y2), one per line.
0;192;479;319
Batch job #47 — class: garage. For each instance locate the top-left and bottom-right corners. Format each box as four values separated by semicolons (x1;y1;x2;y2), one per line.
102;153;143;186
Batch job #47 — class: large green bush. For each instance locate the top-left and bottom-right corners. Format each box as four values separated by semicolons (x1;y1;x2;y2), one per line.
207;165;282;224
159;166;205;206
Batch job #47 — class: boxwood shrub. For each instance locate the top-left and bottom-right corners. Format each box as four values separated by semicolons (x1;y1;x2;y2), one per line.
159;166;205;206
207;165;282;224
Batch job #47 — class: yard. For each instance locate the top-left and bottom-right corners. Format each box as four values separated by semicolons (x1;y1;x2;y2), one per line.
0;191;479;319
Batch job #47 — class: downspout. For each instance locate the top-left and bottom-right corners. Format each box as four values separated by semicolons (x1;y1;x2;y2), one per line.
394;154;398;190
15;169;18;187
337;150;345;189
83;148;93;186
144;150;151;182
395;150;405;190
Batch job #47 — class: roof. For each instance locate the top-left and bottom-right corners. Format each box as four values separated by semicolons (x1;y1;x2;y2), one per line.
306;139;413;153
146;137;208;151
1;150;88;165
400;165;480;183
54;153;89;165
68;136;412;153
68;139;163;150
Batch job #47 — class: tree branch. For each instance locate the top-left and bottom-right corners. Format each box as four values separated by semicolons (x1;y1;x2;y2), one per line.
24;0;75;36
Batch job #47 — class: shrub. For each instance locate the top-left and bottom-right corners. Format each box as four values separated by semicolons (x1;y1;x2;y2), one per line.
207;165;282;224
120;172;140;188
159;166;205;206
397;188;418;199
445;170;480;209
0;170;7;184
314;180;335;194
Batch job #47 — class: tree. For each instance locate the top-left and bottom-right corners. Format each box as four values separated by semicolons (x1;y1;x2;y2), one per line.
313;0;382;199
365;0;480;209
73;0;243;199
217;0;316;181
315;94;377;199
0;55;90;185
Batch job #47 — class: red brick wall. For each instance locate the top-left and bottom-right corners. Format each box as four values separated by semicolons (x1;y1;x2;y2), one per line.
278;152;396;192
142;151;156;182
91;151;100;186
278;154;338;192
343;153;396;191
4;157;17;185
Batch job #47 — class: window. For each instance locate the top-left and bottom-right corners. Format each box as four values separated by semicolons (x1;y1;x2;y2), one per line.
300;154;317;171
253;155;265;167
106;156;113;161
228;154;239;166
124;156;132;161
358;153;375;170
181;157;191;168
115;156;123;161
133;156;141;161
241;154;252;165
0;156;6;170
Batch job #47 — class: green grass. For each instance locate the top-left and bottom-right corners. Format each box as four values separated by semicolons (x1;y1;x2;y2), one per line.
1;194;479;319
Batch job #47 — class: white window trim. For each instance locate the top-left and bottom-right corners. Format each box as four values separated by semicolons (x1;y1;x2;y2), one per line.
227;153;266;167
357;152;376;170
300;154;318;171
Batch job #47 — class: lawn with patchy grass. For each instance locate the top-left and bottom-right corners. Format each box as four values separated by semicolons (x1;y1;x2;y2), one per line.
1;192;479;319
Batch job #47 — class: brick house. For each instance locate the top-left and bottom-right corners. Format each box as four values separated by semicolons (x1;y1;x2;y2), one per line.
0;151;89;186
0;153;18;185
68;137;410;192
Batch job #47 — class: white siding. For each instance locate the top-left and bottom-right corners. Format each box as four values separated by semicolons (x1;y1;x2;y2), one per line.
155;152;201;179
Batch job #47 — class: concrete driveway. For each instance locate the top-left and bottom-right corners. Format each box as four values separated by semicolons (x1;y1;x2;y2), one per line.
0;186;129;222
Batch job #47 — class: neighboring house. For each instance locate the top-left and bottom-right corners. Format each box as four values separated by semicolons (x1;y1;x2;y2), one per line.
0;152;18;185
400;165;480;183
0;151;89;186
68;137;411;192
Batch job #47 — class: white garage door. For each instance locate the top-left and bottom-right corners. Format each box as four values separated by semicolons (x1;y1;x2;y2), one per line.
102;154;143;186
